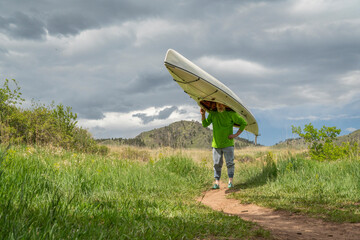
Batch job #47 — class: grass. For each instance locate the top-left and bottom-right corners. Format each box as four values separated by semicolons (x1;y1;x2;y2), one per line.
231;151;360;222
3;143;357;238
105;145;360;222
0;145;269;239
107;145;214;165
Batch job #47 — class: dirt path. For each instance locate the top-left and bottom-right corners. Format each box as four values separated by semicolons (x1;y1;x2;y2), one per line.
197;182;360;240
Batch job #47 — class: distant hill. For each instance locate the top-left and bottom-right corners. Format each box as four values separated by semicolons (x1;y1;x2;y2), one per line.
336;129;360;144
98;120;255;149
273;137;308;149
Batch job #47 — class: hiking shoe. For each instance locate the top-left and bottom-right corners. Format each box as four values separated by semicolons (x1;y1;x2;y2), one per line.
228;182;233;188
212;184;220;189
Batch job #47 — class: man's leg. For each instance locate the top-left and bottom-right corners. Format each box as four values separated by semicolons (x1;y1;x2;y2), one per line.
213;148;223;185
223;146;235;185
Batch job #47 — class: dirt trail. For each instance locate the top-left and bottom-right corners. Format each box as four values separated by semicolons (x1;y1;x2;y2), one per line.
197;182;360;240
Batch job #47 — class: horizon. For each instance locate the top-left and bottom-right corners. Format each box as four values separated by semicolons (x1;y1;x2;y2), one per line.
92;119;358;147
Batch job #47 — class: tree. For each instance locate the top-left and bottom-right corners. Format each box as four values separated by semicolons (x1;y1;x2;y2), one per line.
292;123;349;161
0;79;108;155
0;79;25;143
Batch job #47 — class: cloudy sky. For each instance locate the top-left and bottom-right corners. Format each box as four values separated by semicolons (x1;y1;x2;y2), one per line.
1;0;359;146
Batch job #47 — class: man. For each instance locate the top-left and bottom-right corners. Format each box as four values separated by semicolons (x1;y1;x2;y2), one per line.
201;102;247;189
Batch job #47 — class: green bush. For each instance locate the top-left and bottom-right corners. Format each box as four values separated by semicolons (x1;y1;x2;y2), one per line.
292;123;358;161
0;79;108;155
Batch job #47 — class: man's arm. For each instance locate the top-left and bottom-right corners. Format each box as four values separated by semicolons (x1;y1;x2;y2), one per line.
200;108;206;121
228;113;247;139
228;128;243;139
200;108;212;127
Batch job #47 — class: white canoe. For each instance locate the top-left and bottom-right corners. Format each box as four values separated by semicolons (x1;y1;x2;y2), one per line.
164;49;259;137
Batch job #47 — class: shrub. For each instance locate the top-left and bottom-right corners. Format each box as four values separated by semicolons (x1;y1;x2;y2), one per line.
0;79;108;155
292;123;358;161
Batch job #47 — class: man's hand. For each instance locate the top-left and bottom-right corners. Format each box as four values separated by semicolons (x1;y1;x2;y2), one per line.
200;108;206;121
228;134;237;139
228;129;243;139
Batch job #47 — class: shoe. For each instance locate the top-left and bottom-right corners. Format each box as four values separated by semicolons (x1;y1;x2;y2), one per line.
228;182;233;188
212;184;220;189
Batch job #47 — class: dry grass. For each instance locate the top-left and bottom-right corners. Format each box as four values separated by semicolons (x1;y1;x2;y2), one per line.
107;145;308;166
235;146;308;162
108;145;213;166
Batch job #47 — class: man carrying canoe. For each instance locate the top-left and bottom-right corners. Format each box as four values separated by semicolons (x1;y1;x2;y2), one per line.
200;102;247;189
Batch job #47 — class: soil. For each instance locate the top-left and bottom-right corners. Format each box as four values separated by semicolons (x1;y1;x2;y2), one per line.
197;182;360;240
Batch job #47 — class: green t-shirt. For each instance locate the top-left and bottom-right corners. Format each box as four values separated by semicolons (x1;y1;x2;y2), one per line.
202;111;247;148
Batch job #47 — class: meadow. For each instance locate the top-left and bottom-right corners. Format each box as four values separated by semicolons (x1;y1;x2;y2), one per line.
109;144;360;223
1;143;359;239
0;145;269;240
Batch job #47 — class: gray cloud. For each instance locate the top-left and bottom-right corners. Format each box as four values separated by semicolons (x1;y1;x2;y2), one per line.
0;12;46;40
123;71;171;94
0;1;165;39
47;14;97;37
133;106;180;124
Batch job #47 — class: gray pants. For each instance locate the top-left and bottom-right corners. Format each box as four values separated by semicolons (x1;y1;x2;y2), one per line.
213;146;235;180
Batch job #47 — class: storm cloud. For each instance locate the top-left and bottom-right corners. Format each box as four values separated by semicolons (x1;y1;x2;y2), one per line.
0;12;46;40
0;0;359;145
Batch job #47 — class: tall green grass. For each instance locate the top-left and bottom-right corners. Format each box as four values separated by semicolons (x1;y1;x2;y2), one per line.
0;145;268;239
232;153;360;222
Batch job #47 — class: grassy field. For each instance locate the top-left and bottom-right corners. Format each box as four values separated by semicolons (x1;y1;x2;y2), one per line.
232;149;360;222
1;143;359;239
0;145;269;239
107;145;360;222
